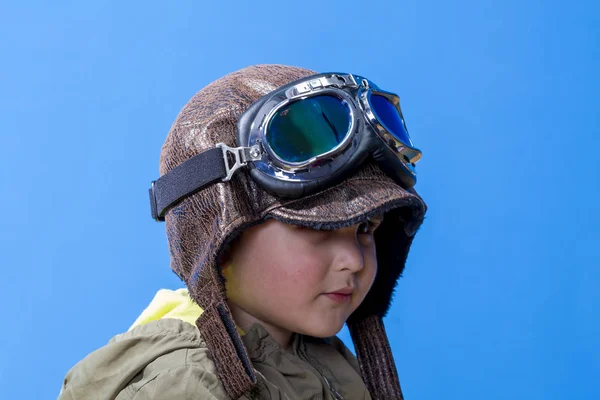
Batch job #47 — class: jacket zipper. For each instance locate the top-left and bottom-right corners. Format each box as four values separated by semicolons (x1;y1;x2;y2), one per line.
298;344;344;400
321;374;345;400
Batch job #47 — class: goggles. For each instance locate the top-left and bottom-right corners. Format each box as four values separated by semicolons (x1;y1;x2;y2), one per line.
150;73;422;221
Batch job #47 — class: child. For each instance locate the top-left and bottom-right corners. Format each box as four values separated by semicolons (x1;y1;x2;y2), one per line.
58;65;427;399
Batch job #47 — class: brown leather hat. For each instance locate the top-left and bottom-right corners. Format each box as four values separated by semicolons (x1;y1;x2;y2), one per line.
159;64;427;399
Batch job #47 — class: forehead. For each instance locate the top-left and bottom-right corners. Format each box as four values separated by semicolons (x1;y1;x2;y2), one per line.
239;217;368;244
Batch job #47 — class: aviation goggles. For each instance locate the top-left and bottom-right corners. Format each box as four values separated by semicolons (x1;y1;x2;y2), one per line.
150;72;422;221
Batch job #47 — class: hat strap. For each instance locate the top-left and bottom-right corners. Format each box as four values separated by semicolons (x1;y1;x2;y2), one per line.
196;302;257;398
348;315;404;399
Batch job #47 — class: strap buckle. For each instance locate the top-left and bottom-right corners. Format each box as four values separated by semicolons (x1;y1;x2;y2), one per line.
216;142;262;181
149;181;162;221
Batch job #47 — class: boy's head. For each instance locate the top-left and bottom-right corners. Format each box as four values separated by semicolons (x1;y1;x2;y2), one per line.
155;65;426;398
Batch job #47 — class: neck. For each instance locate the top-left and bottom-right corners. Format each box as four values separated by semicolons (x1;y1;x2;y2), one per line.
227;300;293;350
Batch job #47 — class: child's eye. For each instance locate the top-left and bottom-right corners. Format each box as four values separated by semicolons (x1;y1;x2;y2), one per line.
358;222;370;234
358;216;383;235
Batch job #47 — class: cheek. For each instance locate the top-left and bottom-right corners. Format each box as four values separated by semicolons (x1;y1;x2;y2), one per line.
236;238;328;303
266;253;326;300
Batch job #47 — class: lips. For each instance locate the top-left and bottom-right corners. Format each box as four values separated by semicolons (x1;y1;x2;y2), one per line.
323;287;354;303
324;293;351;303
327;287;354;295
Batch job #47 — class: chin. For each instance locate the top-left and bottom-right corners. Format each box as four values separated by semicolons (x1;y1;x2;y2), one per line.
301;320;346;338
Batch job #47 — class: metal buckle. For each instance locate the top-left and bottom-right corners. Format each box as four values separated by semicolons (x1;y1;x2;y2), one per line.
216;143;262;181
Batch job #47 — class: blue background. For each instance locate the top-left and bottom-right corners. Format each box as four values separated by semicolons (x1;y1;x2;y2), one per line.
1;1;598;398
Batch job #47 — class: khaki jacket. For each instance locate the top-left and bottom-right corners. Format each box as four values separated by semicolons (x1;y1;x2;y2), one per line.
58;290;371;399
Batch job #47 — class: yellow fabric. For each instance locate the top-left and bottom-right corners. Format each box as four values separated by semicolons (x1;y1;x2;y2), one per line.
129;288;245;335
129;288;204;331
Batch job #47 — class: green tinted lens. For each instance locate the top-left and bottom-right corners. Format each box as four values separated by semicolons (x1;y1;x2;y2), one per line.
267;95;351;163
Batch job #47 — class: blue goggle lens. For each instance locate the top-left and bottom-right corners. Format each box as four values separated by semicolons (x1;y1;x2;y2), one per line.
267;95;351;163
370;94;412;146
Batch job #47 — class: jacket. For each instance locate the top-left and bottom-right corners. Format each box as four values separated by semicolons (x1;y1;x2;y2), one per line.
58;289;371;399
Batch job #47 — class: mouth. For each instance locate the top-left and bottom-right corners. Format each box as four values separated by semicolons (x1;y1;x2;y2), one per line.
323;287;354;304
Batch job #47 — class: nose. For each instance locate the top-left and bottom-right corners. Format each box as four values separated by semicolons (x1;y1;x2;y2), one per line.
331;223;365;273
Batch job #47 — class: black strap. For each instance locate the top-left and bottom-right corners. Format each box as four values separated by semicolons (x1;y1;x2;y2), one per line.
149;147;226;221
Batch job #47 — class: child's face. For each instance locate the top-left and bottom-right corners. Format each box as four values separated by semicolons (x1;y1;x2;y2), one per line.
221;217;380;340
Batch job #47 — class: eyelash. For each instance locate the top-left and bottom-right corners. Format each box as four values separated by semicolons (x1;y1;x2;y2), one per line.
358;218;382;235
